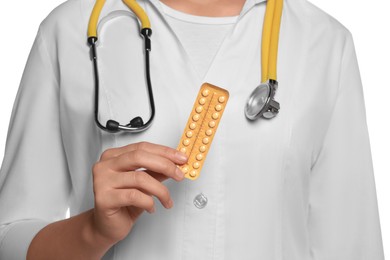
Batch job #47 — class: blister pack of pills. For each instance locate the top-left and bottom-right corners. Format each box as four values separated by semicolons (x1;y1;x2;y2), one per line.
176;83;229;180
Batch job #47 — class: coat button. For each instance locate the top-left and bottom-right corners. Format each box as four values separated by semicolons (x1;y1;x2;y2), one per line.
193;193;208;209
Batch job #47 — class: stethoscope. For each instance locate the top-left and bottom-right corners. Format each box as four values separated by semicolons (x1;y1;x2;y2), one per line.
87;0;283;133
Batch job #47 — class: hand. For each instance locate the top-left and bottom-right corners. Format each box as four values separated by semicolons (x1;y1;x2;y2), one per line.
90;141;188;245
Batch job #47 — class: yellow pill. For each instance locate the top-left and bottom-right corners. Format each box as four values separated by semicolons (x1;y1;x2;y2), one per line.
189;123;196;129
196;154;203;160
183;139;190;146
206;129;213;136
190;170;197;177
202;137;209;144
212;113;219;120
180;147;187;153
215;104;222;111
199;145;206;152
208;121;216;128
193;114;200;121
186;131;193;138
202;89;210;97
193;162;200;169
196;106;203;113
182;166;189;173
218;96;226;103
199;98;206;105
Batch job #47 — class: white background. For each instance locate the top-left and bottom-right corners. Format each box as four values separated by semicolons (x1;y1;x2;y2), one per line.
0;0;389;257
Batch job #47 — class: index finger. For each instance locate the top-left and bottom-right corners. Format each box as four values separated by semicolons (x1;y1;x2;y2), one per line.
100;141;188;164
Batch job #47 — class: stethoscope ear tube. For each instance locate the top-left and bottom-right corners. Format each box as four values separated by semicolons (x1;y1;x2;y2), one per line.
87;0;151;38
88;0;155;133
88;29;156;133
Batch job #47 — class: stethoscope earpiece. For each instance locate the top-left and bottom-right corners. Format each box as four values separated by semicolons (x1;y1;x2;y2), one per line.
105;116;145;133
127;116;144;127
106;120;120;132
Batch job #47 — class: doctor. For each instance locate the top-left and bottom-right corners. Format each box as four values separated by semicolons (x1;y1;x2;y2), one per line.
0;0;385;259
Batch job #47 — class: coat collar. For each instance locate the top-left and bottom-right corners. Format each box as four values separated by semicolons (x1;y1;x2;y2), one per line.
148;0;267;21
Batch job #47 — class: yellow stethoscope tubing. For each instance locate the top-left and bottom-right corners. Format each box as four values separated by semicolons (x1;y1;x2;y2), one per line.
261;0;283;83
122;0;151;28
87;0;151;39
87;0;282;81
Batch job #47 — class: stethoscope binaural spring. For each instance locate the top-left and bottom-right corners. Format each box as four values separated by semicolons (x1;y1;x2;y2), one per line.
87;0;283;133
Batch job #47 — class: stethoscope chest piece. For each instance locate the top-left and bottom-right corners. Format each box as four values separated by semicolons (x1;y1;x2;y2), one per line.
244;80;280;120
244;0;284;122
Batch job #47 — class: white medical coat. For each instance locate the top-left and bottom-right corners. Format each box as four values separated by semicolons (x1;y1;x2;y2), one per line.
0;0;385;259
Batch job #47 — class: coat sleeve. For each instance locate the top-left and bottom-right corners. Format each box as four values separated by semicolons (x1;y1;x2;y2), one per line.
0;23;72;260
308;31;385;259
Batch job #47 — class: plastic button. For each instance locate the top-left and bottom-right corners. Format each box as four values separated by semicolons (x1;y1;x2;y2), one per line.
193;193;208;209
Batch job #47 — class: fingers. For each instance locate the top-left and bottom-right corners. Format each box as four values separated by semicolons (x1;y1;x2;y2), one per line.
144;169;169;182
93;141;186;220
105;189;156;214
100;141;188;165
110;171;173;209
107;150;186;181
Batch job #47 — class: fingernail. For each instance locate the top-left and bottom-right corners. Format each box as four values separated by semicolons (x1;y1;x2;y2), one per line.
175;167;185;180
167;199;174;208
175;151;188;162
